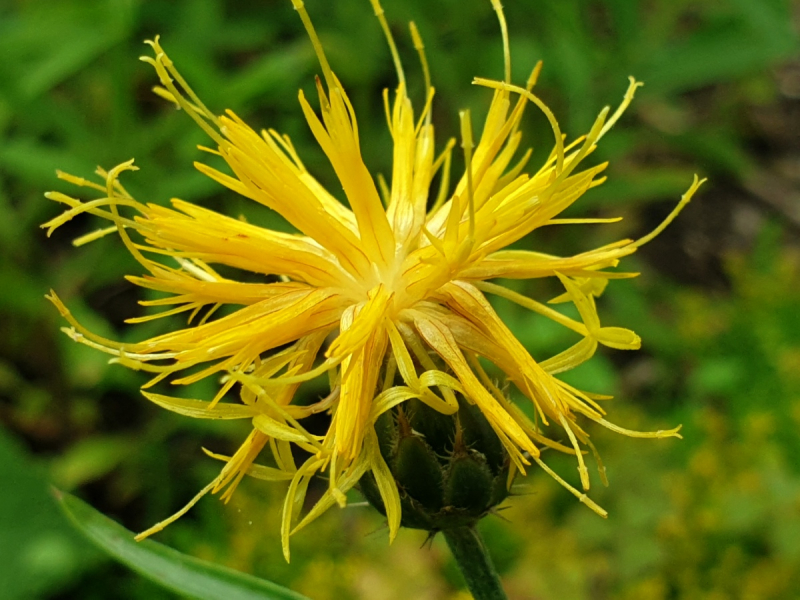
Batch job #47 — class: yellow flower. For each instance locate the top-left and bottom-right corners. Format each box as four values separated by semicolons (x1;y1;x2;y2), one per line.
44;0;703;560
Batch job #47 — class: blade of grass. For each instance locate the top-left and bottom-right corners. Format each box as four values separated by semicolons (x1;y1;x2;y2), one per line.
55;489;310;600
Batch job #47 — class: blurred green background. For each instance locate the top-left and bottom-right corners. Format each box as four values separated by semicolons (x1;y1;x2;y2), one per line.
1;0;799;598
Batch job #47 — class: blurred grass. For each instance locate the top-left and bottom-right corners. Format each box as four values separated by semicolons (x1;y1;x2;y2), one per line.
1;0;799;598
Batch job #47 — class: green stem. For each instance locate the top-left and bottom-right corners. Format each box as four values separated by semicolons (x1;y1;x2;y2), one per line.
443;525;507;600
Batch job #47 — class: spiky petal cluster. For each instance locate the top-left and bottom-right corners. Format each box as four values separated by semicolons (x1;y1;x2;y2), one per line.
44;0;703;560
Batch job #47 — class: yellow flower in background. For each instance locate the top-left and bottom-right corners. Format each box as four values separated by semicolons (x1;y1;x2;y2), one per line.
44;0;703;560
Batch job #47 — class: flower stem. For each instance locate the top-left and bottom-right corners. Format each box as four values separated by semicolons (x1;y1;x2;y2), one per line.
443;525;507;600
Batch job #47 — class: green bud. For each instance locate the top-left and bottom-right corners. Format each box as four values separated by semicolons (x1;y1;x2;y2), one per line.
359;393;512;533
395;435;445;512
445;453;494;512
407;397;456;456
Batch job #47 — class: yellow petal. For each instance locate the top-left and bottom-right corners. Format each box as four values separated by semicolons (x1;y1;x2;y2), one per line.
252;414;320;447
595;326;641;350
412;311;536;468
369;386;420;423
281;457;325;562
540;337;598;375
327;284;391;360
367;429;401;542
141;391;257;419
335;326;388;459
202;448;295;481
298;84;395;269
290;451;370;537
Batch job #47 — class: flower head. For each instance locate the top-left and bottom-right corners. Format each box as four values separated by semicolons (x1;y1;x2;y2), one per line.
44;0;703;560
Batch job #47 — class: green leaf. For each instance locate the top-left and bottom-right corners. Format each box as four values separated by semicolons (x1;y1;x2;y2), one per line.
50;435;132;490
55;490;311;600
579;167;699;209
642;22;798;95
0;428;94;600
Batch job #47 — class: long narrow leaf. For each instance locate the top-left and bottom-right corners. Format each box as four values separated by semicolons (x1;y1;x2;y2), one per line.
55;489;310;600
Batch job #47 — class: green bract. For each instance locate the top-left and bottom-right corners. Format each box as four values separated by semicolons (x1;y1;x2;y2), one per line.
360;395;512;532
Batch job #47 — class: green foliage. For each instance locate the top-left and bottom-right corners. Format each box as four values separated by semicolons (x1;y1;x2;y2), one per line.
1;0;798;598
57;491;310;600
491;228;800;598
0;429;97;600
